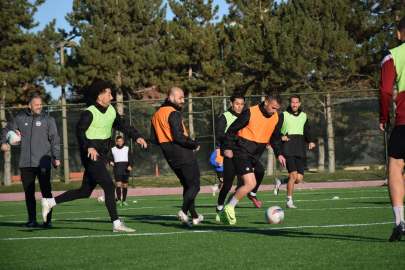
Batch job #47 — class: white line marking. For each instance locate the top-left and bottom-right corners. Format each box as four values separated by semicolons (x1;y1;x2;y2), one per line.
3;206;391;223
0;222;393;241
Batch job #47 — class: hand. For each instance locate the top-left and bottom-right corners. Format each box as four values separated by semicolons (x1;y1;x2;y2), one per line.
380;122;389;131
282;136;289;142
278;155;286;169
136;138;147;148
218;163;223;167
266;144;271;149
109;162;114;166
52;159;60;168
87;147;99;161
309;142;316;149
127;166;132;171
1;144;8;151
224;149;233;158
195;145;200;151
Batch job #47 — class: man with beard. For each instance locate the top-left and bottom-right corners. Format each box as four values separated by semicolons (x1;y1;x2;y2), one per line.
41;81;147;232
0;93;60;228
219;92;286;225
274;95;315;209
150;87;203;227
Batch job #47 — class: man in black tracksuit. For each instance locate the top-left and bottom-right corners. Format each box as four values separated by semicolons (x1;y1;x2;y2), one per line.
109;136;134;206
41;81;147;232
150;87;203;227
0;93;60;228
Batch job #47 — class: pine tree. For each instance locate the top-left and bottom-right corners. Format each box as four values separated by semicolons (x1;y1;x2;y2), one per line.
66;0;167;102
0;0;58;185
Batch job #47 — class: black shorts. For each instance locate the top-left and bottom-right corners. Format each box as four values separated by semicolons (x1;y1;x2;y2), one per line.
232;154;259;176
285;156;304;175
215;171;224;183
115;175;129;183
388;125;405;160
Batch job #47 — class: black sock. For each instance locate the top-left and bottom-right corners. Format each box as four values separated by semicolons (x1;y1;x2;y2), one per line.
122;188;127;202
116;187;121;201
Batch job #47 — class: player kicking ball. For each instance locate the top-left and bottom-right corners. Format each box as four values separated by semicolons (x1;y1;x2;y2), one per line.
273;95;315;208
218;93;286;225
42;81;147;232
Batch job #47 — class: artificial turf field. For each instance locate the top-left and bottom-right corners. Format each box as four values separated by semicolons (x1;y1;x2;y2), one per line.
0;186;404;269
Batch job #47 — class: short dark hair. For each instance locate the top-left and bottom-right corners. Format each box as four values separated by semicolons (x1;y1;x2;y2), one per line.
399;16;405;36
116;136;123;140
230;93;245;102
91;81;112;100
265;92;282;105
289;94;301;102
28;93;42;104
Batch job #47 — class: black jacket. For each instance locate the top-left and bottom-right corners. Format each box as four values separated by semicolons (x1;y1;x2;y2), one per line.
223;102;283;163
77;97;142;161
278;106;314;157
215;107;240;155
150;99;199;169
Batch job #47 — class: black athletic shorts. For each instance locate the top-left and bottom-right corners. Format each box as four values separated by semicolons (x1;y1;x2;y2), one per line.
388;125;405;160
215;171;224;183
285;156;304;175
115;175;129;183
232;154;259;176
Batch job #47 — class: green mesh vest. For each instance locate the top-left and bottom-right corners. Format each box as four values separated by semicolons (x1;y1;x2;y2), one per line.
223;111;238;132
85;105;116;139
389;42;405;93
281;111;307;135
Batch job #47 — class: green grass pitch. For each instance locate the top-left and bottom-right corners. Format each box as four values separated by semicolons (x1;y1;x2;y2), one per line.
0;186;404;269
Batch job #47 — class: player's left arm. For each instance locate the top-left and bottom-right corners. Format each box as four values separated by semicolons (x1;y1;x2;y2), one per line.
112;110;147;148
128;149;134;168
303;118;315;149
269;118;283;157
48;117;61;165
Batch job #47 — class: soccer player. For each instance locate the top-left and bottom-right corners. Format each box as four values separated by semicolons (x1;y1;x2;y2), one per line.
218;92;286;225
109;136;133;206
379;16;405;242
41;81;147;232
209;145;224;196
273;95;315;209
0;93;60;228
150;87;203;227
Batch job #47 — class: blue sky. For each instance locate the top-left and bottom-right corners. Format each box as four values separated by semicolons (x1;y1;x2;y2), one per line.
31;0;230;100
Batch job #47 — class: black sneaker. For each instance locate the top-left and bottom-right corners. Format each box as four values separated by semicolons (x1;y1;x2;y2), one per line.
21;220;38;228
43;222;52;228
389;221;405;242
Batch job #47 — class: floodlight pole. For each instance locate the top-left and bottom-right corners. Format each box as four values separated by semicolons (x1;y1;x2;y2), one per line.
60;40;77;183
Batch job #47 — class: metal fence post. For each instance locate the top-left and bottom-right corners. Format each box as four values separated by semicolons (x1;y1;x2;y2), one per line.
211;97;217;185
129;101;135;189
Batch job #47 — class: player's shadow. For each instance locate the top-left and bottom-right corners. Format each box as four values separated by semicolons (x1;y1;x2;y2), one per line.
241;228;386;243
353;201;391;205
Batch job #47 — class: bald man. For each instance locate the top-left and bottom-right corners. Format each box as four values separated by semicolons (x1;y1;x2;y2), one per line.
150;87;203;227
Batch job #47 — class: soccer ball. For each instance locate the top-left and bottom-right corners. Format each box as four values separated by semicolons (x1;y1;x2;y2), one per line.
97;196;105;203
6;130;21;146
265;206;284;224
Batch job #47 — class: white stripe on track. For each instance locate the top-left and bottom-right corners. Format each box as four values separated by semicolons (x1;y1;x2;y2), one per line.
0;222;392;241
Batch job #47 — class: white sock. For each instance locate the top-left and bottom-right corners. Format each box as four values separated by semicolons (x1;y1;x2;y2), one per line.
113;219;121;228
217;205;223;211
287;196;292;202
228;197;239;208
48;198;56;208
250;192;256;196
393;206;404;226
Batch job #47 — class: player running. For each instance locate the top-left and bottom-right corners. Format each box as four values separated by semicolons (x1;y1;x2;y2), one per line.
109;136;134;206
379;16;405;242
273;95;315;208
41;81;147;232
150;87;203;227
209;145;224;196
218;92;286;225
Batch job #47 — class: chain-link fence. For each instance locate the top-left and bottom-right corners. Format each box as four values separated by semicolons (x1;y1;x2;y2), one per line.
0;89;390;187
